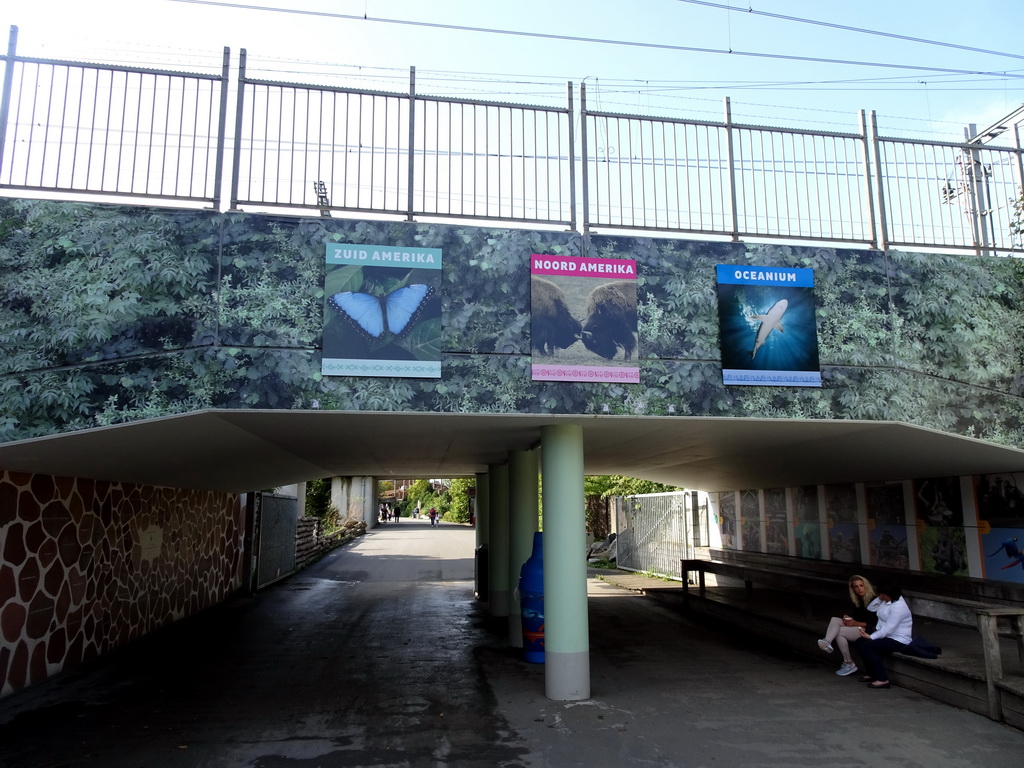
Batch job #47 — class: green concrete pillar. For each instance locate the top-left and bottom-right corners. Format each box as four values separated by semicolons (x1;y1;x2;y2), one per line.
508;449;539;647
475;472;490;601
488;463;510;618
541;424;590;701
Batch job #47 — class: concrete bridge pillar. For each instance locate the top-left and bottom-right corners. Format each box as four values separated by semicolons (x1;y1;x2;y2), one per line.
541;424;590;701
330;476;376;525
508;449;540;647
488;462;510;617
474;471;489;601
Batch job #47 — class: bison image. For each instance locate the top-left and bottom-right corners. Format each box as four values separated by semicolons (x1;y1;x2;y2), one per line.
531;277;582;355
581;280;638;360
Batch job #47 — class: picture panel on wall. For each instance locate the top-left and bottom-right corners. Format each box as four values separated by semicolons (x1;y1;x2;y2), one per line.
982;529;1024;584
825;483;860;564
716;265;821;387
764;488;788;555
866;481;911;570
792;485;822;559
530;254;639;383
914;476;967;577
976;472;1024;583
322;242;442;378
718;492;737;550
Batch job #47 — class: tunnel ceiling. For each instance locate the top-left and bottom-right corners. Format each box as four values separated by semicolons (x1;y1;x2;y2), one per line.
2;410;1024;493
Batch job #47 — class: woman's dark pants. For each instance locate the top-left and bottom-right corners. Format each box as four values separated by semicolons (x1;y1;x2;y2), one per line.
856;637;907;682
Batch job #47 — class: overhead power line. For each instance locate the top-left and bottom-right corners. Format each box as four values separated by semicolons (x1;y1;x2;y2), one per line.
674;0;1024;62
165;0;1024;80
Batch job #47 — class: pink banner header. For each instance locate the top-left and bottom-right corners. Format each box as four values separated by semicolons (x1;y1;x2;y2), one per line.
530;254;637;279
531;363;640;384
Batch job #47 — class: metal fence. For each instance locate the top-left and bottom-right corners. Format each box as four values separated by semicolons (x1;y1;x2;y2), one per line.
580;91;877;245
255;492;298;588
873;128;1024;253
2;29;1022;254
231;55;575;225
0;33;229;205
614;491;709;581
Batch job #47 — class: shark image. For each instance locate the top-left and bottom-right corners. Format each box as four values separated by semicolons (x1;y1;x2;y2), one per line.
751;298;788;359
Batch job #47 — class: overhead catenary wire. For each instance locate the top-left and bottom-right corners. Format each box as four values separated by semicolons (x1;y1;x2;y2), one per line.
164;0;1024;81
673;0;1024;62
5;5;1019;145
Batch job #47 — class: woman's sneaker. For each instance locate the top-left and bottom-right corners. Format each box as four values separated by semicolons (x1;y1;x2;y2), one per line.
836;662;858;676
817;639;833;653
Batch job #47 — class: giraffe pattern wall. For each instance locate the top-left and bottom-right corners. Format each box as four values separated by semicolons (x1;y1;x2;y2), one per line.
0;470;245;697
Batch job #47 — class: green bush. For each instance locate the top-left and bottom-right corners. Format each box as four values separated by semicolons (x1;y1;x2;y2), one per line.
305;479;341;534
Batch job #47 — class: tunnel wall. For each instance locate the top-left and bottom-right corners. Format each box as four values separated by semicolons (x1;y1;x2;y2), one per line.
0;470;244;697
710;474;1024;586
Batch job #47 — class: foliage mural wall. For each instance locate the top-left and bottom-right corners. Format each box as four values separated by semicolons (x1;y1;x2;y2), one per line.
3;198;1024;445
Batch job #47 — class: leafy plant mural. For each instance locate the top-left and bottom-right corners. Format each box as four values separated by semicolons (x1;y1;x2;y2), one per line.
0;200;220;438
1;198;1024;451
594;234;1024;446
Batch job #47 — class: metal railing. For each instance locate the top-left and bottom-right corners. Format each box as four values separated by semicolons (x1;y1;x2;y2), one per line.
580;91;877;245
873;120;1024;253
231;52;411;215
614;491;709;580
412;88;574;226
0;29;229;206
231;58;575;225
2;27;1022;254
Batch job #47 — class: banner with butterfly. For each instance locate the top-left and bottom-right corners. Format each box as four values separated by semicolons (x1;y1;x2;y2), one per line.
322;243;442;378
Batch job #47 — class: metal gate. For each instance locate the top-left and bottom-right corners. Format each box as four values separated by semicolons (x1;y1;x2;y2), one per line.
614;491;709;580
256;492;298;588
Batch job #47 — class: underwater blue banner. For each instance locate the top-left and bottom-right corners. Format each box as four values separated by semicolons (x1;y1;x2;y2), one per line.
716;265;814;287
717;264;821;387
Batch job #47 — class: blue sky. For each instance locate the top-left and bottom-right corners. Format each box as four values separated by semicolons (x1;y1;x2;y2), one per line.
3;0;1023;140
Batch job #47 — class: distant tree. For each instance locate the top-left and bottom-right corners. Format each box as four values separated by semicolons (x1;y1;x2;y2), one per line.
580;475;681;540
405;479;432;509
585;475;681;498
306;478;331;516
585;495;610;540
305;478;340;533
445;477;475;523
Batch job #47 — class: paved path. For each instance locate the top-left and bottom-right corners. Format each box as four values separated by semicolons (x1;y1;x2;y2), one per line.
1;519;1023;767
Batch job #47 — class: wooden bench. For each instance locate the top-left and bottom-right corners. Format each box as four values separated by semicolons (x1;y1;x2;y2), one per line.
682;555;1024;722
707;548;1024;604
682;557;846;615
905;592;1024;720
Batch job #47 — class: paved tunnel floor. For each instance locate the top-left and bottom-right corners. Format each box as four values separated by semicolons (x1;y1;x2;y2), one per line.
2;518;1023;767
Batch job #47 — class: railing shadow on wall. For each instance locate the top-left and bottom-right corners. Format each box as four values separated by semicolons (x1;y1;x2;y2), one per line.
1;26;1022;255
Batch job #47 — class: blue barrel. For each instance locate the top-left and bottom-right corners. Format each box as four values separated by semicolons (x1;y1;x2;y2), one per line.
519;531;544;663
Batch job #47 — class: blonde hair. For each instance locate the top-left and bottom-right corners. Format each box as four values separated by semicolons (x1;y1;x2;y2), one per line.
848;575;876;607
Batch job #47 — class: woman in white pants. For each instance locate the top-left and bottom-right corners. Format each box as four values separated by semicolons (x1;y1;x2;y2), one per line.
818;575;877;676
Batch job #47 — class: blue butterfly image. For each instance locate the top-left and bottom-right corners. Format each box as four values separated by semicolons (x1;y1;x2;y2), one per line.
329;284;435;340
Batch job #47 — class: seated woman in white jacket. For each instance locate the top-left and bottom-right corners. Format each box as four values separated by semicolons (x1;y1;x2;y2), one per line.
856;583;913;689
